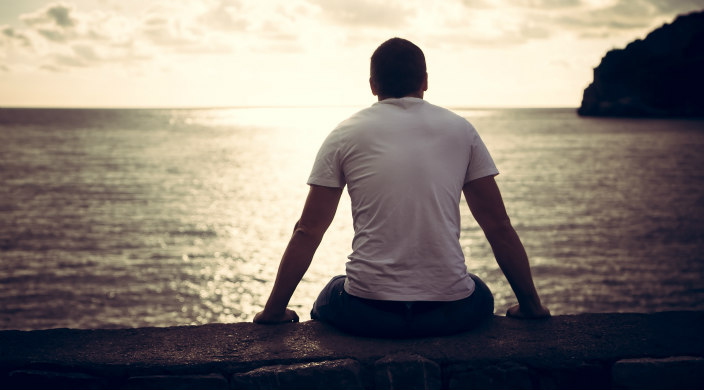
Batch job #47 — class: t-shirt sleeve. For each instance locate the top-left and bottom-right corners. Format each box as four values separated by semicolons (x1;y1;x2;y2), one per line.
464;129;499;184
307;131;346;188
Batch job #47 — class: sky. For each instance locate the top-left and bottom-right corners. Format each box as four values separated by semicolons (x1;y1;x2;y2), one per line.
1;0;703;108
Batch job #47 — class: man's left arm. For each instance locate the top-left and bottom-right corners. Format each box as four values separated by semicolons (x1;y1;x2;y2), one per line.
253;184;343;324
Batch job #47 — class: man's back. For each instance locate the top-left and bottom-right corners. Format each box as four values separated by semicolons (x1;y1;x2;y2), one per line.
308;97;498;301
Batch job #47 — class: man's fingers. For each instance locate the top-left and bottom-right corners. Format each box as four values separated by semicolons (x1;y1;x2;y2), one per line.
286;309;300;323
506;304;551;319
254;309;300;324
506;304;523;318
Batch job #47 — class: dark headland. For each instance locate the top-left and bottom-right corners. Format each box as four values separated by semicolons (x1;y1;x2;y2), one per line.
578;10;704;118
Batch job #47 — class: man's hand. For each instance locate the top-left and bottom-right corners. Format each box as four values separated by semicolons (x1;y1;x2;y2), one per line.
253;308;299;324
506;303;551;319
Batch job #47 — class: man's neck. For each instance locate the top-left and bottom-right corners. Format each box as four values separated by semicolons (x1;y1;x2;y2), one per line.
377;92;424;101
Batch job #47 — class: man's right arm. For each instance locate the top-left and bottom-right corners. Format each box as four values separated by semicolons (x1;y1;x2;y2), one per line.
253;184;343;324
463;176;550;319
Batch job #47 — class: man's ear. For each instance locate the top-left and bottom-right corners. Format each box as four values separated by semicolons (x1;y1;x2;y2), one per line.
422;72;428;92
369;77;379;96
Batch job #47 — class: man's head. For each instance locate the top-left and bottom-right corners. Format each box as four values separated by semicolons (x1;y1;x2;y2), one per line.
370;38;427;100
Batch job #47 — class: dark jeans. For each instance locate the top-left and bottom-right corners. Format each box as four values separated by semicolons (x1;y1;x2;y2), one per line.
310;274;494;338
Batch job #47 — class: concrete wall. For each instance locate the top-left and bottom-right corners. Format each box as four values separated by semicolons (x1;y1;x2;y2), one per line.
1;311;703;390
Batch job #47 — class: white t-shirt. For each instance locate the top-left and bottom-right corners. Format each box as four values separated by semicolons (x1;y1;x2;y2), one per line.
307;97;498;301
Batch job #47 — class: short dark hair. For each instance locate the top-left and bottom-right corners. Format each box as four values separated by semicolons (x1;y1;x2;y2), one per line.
370;38;426;98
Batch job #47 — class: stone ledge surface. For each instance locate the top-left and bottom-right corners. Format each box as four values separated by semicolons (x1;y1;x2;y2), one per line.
0;311;702;389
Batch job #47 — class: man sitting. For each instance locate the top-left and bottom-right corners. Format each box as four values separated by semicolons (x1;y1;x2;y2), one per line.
254;37;549;337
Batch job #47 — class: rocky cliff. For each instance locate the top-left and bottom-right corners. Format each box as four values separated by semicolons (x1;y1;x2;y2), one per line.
578;10;704;117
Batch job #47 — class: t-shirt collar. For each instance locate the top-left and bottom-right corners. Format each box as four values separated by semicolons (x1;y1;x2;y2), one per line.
374;97;425;109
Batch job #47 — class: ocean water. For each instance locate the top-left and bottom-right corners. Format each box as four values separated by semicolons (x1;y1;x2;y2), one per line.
1;106;703;330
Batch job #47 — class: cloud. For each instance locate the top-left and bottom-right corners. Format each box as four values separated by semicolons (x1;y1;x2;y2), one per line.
459;0;496;9
419;3;556;48
4;1;241;71
39;64;61;72
2;0;704;74
199;0;250;31
53;52;89;67
558;1;662;31
308;0;414;28
316;0;704;50
21;2;77;28
647;0;704;15
135;2;233;53
445;0;704;46
1;25;32;48
505;0;580;7
20;2;79;42
548;0;704;37
195;0;311;52
141;15;203;47
71;44;99;61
